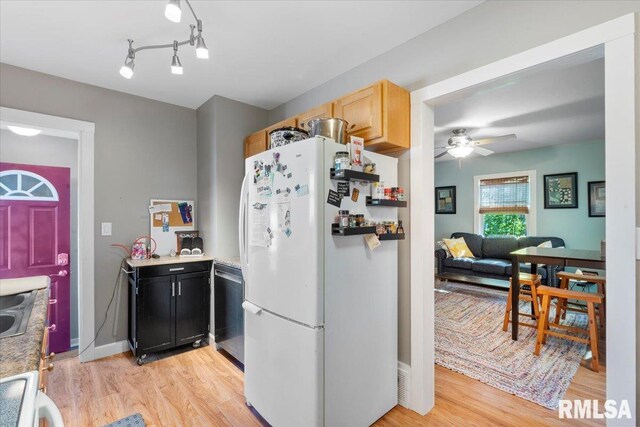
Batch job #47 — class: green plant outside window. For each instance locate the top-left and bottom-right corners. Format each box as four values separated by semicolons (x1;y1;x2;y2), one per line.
483;214;527;237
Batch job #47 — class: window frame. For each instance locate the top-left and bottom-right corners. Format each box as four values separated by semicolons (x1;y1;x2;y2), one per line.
473;170;537;236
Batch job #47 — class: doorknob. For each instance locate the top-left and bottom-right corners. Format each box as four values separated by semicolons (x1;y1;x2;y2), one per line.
49;270;68;277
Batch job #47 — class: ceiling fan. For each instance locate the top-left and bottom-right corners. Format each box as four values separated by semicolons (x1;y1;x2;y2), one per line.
434;128;517;159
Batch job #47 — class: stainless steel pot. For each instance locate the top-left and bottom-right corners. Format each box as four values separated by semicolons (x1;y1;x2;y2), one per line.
269;126;308;149
304;118;354;144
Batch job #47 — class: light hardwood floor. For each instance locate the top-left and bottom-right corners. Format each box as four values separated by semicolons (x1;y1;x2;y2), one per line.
48;341;605;426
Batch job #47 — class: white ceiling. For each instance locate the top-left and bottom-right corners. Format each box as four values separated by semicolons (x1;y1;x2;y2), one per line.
0;0;481;110
434;47;605;162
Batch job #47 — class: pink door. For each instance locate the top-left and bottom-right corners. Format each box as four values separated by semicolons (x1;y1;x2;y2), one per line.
0;162;71;353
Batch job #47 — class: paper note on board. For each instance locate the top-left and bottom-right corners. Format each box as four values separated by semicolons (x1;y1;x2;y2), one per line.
149;203;172;214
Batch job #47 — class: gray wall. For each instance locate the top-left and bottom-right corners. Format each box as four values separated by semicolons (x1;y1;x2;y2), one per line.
0;63;197;347
0;130;80;343
197;95;268;257
435;140;606;250
266;0;640;375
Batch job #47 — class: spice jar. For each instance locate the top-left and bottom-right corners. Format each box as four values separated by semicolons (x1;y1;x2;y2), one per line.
384;188;391;200
391;187;398;201
334;151;350;171
376;223;386;235
356;214;365;227
348;214;357;228
339;210;350;229
398;188;405;201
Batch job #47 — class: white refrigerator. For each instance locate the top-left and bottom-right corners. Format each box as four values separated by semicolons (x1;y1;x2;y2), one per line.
239;137;398;427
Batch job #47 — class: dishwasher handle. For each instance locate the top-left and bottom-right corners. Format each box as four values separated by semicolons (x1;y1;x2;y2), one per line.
214;269;243;284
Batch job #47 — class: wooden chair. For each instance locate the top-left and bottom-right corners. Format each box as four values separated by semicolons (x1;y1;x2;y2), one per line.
503;273;542;332
534;285;604;372
555;271;606;333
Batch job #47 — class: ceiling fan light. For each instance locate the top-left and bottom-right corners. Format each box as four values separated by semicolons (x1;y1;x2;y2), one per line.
448;146;474;158
195;37;209;59
119;58;134;79
171;54;183;75
7;125;42;136
165;0;182;23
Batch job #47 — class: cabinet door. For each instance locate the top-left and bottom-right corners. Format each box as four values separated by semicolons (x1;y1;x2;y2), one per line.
296;102;333;130
176;271;210;345
334;83;383;142
245;131;267;158
137;276;175;353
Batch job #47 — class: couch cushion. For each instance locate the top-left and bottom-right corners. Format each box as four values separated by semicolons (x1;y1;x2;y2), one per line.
482;236;519;260
471;258;510;275
450;232;483;258
506;263;548;280
443;257;474;270
518;236;565;249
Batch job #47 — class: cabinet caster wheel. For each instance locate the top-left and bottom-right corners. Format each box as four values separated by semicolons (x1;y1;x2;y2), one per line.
193;340;202;348
137;355;146;366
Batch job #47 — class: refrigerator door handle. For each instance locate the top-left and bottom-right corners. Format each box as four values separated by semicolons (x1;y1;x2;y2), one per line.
239;172;250;278
242;301;262;315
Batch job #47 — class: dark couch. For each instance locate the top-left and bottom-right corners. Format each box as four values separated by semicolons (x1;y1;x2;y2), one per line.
435;232;566;286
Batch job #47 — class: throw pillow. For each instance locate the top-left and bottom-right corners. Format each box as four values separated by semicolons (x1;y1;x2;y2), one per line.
538;240;553;248
443;237;475;258
436;241;452;258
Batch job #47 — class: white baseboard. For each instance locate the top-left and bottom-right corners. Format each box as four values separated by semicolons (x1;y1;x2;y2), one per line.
398;361;411;408
93;340;129;360
70;337;79;348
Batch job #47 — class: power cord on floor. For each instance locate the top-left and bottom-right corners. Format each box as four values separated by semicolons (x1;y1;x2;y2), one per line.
77;259;126;358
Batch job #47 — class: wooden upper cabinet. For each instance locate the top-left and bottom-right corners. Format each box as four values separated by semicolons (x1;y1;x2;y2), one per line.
296;103;333;130
334;83;383;142
335;80;410;153
244;130;267;158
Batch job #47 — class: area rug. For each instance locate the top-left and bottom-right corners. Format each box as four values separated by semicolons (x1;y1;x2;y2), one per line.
435;281;589;410
103;413;146;427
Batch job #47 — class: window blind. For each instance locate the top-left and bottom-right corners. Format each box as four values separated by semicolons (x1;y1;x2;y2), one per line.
479;175;529;214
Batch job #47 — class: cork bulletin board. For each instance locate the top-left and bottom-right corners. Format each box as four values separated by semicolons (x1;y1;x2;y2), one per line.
149;199;196;255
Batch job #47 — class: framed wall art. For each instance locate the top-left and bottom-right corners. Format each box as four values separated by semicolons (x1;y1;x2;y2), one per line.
435;186;456;214
587;181;605;217
544;172;577;209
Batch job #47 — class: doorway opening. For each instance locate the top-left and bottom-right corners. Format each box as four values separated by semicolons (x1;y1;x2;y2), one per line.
409;13;635;420
0;107;96;361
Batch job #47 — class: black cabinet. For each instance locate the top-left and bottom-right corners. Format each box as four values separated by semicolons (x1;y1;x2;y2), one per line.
128;260;212;365
213;263;244;364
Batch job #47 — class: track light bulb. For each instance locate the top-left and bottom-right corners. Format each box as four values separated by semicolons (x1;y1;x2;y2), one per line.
196;36;209;59
119;58;134;79
171;54;183;75
165;0;182;23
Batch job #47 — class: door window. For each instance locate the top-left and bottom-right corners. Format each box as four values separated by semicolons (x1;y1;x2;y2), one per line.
0;170;59;201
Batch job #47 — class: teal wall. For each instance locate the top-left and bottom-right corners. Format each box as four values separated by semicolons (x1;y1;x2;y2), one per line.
434;140;605;250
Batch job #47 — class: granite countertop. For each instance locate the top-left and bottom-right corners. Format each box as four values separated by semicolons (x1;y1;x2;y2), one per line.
126;255;215;268
0;288;49;378
212;256;241;270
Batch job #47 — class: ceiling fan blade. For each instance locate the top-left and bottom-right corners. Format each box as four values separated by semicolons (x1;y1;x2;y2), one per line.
434;151;449;159
474;146;494;156
473;134;517;146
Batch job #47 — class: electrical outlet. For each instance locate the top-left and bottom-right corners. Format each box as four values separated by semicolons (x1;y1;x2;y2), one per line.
101;222;112;236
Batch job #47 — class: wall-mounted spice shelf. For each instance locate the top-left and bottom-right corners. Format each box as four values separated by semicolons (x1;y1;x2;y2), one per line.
331;224;377;236
330;168;379;183
377;233;406;241
366;197;407;207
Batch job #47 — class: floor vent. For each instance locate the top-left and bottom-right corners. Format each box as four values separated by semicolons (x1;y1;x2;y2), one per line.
397;362;410;408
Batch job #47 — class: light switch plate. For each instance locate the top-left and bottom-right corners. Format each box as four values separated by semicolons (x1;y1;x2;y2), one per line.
101;222;112;236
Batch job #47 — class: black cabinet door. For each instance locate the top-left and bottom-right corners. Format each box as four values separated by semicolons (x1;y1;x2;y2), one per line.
137;275;175;353
175;271;209;345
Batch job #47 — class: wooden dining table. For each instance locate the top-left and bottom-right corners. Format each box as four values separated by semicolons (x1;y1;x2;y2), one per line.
509;247;605;340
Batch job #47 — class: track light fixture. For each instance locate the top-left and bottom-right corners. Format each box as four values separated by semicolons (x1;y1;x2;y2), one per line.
119;0;209;79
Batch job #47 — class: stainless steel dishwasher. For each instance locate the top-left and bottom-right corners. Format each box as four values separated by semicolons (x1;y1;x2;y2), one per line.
213;264;244;364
